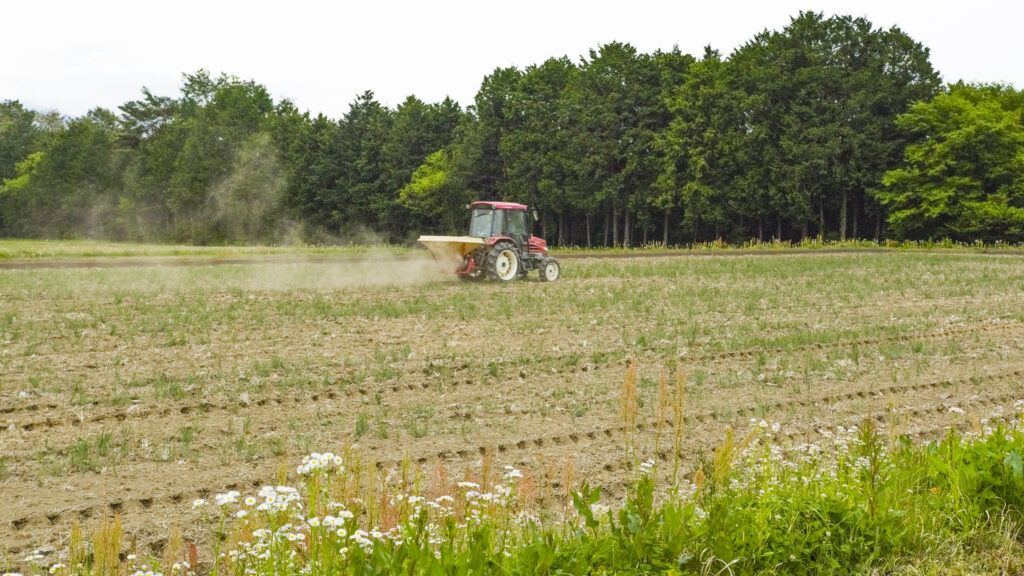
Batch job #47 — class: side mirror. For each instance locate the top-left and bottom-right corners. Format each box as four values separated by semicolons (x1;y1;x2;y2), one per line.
532;210;539;222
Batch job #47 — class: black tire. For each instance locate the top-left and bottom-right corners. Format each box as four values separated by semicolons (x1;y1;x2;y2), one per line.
539;258;560;282
486;243;520;282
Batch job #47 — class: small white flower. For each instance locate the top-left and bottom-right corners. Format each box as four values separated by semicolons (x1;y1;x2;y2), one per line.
336;528;347;538
215;490;240;506
308;517;320;527
192;498;206;509
949;406;965;414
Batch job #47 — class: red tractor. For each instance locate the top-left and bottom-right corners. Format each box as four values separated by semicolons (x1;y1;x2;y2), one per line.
418;201;561;282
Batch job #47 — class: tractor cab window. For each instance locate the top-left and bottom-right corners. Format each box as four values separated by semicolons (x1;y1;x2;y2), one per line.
469;209;496;238
505;210;527;238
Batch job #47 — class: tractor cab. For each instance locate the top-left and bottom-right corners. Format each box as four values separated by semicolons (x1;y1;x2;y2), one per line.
468;202;530;246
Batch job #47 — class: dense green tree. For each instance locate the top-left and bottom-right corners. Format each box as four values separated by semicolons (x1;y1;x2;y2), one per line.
730;12;939;240
0;100;44;233
456;67;521;199
399;149;474;234
647;48;696;245
658;47;744;242
167;71;276;242
879;83;1024;241
381;96;464;238
0;110;120;237
326;91;393;239
560;42;663;247
0;100;41;184
501;57;577;242
118;87;178;147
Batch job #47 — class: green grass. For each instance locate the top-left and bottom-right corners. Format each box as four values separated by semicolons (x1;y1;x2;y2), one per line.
39;419;1024;576
65;430;121;473
3;236;1021;263
551;236;1024;254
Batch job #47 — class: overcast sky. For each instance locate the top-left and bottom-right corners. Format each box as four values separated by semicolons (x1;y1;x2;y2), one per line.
2;0;1020;119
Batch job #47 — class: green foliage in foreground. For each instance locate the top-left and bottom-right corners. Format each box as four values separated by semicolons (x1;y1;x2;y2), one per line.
20;418;1024;576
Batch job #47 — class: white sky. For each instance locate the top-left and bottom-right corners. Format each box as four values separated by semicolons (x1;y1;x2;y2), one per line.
2;0;1020;119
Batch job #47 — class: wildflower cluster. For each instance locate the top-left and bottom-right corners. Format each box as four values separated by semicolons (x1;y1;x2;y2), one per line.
255;485;302;513
24;423;1024;576
297;452;343;475
215;490;240;506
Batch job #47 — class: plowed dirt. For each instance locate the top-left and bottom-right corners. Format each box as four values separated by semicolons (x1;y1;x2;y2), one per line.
2;251;1023;558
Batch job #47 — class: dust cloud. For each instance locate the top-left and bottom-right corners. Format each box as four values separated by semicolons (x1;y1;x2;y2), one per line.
0;252;456;298
235;252;452;292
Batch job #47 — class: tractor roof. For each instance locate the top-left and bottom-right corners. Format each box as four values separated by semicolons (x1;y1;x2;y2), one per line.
471;201;528;211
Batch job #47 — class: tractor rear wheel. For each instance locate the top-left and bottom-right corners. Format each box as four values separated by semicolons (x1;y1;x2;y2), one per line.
486;243;519;282
539;258;560;282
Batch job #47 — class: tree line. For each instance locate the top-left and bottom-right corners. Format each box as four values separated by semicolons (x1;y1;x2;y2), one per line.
2;12;1022;246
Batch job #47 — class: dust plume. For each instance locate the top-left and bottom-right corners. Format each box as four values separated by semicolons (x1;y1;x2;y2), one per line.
234;252;452;292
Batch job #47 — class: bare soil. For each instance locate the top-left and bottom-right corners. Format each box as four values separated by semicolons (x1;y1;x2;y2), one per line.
2;252;1023;557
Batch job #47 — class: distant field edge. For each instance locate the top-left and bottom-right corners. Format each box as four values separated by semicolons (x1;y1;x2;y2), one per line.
0;242;1019;268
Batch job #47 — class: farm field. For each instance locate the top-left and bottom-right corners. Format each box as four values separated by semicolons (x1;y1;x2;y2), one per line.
2;250;1024;557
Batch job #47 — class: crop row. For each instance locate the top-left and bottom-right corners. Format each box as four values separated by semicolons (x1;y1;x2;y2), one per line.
4;320;1021;435
5;368;1020;554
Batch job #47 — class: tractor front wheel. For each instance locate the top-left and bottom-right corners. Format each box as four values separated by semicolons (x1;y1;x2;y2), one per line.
539;258;560;282
486;243;520;282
